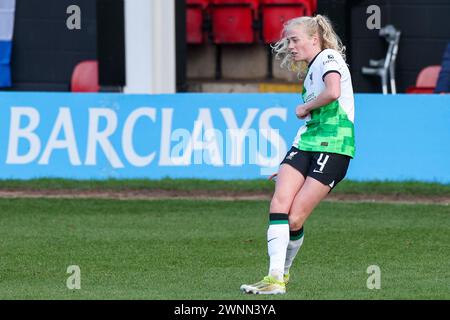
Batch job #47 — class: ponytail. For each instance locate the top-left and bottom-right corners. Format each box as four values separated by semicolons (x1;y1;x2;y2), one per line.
314;15;346;61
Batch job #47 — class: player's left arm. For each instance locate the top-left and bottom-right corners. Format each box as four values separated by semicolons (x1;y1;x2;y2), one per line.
296;72;341;119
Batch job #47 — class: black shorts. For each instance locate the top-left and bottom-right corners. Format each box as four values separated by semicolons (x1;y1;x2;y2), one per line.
280;146;351;189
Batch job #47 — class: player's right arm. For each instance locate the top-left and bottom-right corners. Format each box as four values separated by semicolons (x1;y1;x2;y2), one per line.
295;72;341;119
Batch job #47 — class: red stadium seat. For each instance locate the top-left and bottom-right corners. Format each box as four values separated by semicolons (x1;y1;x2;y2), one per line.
406;65;441;94
309;0;317;13
186;0;210;44
210;0;259;44
261;0;312;44
71;60;100;92
405;87;436;94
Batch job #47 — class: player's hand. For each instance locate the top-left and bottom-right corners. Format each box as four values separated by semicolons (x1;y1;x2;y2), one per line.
268;173;278;182
295;105;310;119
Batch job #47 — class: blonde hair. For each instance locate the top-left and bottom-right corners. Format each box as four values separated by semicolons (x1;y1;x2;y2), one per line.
272;15;346;80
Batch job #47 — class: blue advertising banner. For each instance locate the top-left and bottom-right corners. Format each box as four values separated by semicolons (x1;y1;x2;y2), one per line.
0;92;449;183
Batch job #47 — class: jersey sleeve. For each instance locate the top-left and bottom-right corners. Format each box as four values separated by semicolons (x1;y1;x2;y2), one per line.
321;50;343;81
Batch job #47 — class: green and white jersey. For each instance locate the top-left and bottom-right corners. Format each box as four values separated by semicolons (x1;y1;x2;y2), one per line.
293;48;355;158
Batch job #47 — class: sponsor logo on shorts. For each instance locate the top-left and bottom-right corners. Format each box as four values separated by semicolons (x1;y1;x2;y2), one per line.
286;151;298;161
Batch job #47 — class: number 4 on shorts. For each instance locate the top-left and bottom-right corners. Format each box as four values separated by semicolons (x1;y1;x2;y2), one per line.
317;153;329;172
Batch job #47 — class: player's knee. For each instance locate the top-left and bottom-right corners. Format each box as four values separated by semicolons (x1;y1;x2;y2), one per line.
289;217;304;231
289;210;308;230
270;193;292;213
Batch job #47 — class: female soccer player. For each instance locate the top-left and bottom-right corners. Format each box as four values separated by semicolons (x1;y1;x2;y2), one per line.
241;15;355;294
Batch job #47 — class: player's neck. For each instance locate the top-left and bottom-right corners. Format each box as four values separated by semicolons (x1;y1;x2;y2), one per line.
306;47;323;64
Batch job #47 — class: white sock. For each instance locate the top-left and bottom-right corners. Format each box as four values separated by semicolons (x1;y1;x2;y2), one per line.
267;213;290;282
284;228;304;275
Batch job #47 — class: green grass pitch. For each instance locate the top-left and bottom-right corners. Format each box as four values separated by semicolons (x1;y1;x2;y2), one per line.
0;197;449;299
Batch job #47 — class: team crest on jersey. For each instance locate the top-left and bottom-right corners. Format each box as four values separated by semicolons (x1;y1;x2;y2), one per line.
286;151;298;160
309;72;313;85
328;54;334;59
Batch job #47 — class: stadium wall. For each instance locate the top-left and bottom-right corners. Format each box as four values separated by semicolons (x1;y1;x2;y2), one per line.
7;0;98;92
0;92;448;183
347;0;450;93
